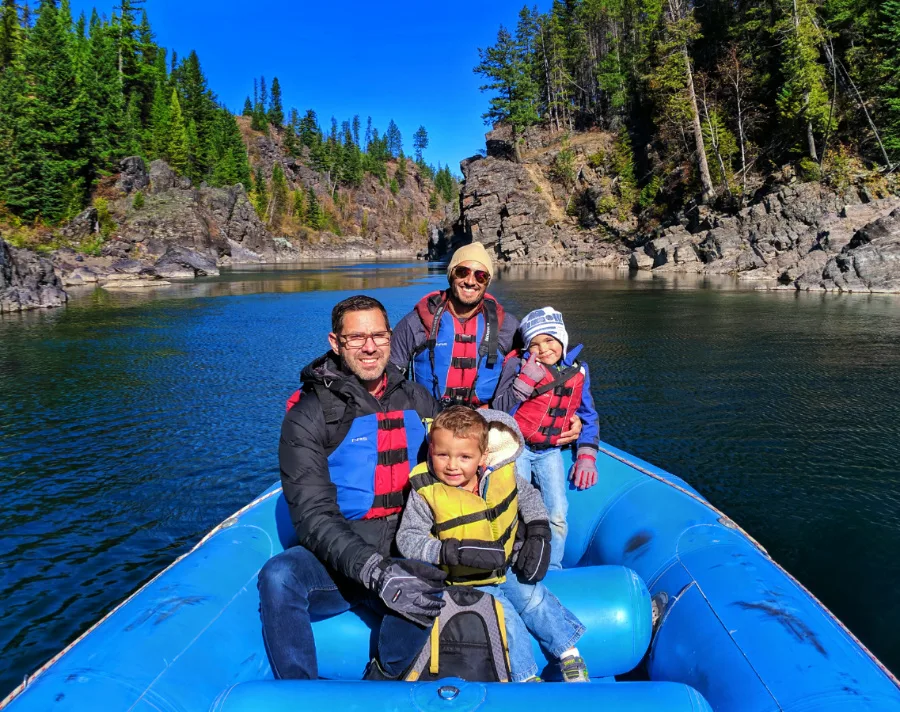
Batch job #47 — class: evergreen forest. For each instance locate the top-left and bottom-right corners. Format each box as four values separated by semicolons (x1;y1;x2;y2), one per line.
474;0;900;209
0;0;453;233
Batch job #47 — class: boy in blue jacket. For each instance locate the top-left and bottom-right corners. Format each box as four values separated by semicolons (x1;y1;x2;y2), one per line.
493;307;600;570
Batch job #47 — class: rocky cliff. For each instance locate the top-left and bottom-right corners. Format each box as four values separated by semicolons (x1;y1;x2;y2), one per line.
456;124;900;293
0;238;67;313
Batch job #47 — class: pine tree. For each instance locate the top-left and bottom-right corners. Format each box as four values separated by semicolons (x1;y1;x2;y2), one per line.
209;108;251;188
876;0;900;158
306;186;322;229
299;109;319;147
2;0;88;222
122;91;142;156
0;0;21;70
268;76;284;126
474;24;540;156
776;0;832;161
149;76;169;158
166;87;189;174
292;188;305;223
242;96;252;116
413;125;428;163
385;119;402;157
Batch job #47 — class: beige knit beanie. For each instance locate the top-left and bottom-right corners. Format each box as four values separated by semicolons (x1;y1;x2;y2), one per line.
447;242;494;279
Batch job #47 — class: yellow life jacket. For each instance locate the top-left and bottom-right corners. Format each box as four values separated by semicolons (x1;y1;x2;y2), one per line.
409;461;518;586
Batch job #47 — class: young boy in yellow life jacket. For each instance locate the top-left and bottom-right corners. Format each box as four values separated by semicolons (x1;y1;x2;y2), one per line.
396;406;589;683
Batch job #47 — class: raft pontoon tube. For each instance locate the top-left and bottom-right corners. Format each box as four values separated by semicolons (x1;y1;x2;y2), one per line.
3;442;900;711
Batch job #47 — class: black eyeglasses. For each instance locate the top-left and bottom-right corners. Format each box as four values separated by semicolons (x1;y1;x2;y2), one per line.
451;265;490;285
338;331;392;349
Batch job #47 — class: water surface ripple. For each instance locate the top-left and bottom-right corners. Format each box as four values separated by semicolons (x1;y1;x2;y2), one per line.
1;263;899;694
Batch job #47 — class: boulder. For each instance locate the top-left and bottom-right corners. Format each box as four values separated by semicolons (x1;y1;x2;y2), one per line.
60;207;99;240
820;208;900;293
153;246;220;278
0;237;68;312
101;239;132;259
630;250;654;270
148;160;188;194
116;156;150;194
63;267;100;285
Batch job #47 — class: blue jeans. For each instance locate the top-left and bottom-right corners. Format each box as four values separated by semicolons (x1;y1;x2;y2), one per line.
257;545;431;679
516;446;567;569
477;573;585;682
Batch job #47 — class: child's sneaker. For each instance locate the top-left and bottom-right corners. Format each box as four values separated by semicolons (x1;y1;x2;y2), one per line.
523;676;543;682
560;655;590;683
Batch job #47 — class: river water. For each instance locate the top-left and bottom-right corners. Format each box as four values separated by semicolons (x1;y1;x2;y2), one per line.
1;263;899;695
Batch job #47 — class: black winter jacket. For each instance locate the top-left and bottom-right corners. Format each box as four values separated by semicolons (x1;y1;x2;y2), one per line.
278;351;440;585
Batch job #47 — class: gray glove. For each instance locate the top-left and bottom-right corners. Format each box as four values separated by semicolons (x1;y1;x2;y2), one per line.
512;355;546;401
368;557;447;626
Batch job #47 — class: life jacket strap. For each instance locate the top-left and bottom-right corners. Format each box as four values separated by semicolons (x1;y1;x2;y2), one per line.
371;491;406;510
451;356;477;369
433;488;517;534
377;417;405;430
377;448;409;466
455;333;476;343
532;363;581;397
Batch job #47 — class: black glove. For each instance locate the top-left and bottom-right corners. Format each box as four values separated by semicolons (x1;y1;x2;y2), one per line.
370;558;447;626
514;520;552;582
441;538;508;571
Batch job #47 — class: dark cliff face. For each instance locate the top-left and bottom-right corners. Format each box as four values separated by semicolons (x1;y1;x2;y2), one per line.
0;238;67;313
457;123;900;292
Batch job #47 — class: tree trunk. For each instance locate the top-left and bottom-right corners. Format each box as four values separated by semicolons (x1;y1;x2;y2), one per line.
684;47;715;203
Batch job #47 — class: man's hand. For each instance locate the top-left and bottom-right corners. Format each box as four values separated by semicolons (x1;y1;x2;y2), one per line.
513;521;552;582
441;538;508;571
512;355;546;401
369;558;446;626
556;414;583;446
571;446;598;490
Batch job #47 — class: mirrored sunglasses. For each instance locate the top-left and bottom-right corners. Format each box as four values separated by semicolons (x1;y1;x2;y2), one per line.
452;265;490;284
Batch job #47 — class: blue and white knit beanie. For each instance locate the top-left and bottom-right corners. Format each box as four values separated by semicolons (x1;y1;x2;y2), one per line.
519;307;569;356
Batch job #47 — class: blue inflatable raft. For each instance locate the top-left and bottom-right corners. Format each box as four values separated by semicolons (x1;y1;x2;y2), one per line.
2;443;899;711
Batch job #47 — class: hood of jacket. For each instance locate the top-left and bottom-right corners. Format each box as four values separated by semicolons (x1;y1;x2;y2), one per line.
480;408;525;471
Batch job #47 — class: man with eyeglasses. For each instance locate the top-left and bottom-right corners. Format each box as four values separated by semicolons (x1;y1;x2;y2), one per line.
258;295;446;681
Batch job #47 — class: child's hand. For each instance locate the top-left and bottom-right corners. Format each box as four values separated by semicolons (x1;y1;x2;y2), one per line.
514;521;552;582
571;447;598;489
441;538;507;571
513;356;545;400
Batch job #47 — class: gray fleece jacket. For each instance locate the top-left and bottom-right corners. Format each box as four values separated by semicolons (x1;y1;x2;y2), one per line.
395;409;549;566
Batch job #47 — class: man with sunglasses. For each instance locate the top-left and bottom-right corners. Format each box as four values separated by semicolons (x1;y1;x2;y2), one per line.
259;295;446;681
391;242;518;409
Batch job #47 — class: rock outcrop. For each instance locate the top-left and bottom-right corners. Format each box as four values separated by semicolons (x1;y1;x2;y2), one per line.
0;238;68;312
456;122;900;291
628;183;900;293
458;145;628;266
111;157;284;264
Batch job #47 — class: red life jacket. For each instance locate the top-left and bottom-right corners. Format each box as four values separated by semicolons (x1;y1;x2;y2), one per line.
513;354;585;449
412;290;505;406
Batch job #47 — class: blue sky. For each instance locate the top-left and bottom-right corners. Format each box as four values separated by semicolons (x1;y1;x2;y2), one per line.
68;0;551;174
